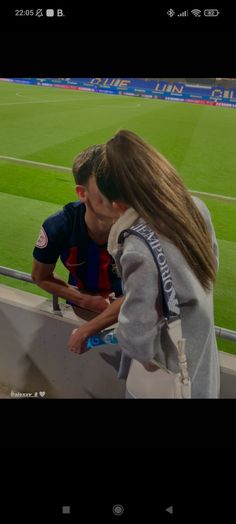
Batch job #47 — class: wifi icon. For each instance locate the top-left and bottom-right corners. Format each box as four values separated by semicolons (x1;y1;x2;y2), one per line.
191;9;201;16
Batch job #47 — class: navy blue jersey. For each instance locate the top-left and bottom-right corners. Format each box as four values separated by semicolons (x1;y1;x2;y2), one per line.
33;202;122;297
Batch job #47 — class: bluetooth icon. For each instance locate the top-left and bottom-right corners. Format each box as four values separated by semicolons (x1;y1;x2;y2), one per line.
167;9;175;17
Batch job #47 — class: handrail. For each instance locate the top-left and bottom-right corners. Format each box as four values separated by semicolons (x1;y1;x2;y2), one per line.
0;266;33;283
214;326;236;342
1;266;236;341
0;265;60;312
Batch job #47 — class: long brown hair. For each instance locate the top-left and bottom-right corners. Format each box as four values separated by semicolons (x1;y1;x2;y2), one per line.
94;130;217;291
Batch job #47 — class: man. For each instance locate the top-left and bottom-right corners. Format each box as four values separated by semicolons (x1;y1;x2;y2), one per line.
32;145;124;352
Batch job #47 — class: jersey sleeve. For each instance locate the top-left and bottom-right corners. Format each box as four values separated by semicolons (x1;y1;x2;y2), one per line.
33;211;67;264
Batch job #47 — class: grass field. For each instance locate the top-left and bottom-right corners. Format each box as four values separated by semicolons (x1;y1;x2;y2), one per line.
0;80;236;355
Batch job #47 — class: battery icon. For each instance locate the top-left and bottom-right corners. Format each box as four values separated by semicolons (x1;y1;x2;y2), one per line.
204;9;220;16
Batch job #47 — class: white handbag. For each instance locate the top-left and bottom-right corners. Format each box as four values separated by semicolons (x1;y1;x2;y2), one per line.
118;222;191;399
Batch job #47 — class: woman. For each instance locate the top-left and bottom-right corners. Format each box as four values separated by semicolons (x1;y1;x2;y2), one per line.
91;129;220;399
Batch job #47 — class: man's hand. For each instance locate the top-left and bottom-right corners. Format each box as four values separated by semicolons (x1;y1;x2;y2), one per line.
32;259;111;313
68;326;91;354
80;294;110;313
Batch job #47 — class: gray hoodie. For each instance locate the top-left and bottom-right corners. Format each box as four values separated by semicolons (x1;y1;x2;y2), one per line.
108;197;220;399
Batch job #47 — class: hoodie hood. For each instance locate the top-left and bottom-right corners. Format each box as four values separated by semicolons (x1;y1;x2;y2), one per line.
108;207;140;257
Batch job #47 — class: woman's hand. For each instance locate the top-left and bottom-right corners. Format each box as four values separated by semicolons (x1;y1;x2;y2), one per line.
68;326;91;354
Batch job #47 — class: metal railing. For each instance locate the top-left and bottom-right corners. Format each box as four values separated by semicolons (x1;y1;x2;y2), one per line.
0;265;60;312
0;265;236;342
214;326;236;342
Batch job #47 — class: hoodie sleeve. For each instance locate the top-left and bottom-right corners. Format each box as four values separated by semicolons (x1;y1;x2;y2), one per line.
192;196;219;272
116;236;159;362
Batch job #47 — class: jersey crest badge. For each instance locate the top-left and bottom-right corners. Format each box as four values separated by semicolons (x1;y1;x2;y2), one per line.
36;227;48;249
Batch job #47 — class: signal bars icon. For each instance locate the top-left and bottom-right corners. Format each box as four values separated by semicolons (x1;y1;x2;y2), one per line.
178;10;188;17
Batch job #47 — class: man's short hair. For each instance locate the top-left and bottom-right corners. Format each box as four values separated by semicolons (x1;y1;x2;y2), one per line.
72;145;103;185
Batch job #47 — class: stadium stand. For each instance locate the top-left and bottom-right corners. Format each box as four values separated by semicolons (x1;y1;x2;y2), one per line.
2;78;236;106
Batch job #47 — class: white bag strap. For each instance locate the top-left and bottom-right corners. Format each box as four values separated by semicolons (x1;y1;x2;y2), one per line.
168;320;189;384
118;222;190;384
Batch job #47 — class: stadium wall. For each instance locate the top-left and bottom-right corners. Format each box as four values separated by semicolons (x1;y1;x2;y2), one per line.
1;77;236;108
0;285;236;398
0;285;126;399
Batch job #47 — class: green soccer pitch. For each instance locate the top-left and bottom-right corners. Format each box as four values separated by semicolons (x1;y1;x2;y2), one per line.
0;81;235;354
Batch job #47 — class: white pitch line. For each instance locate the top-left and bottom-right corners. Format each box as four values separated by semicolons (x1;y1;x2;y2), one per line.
190;189;236;204
0;98;91;106
0;99;141;108
0;155;71;172
0;155;236;203
0;90;143;107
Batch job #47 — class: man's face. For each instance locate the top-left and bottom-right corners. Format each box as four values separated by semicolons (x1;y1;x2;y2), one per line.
79;176;120;221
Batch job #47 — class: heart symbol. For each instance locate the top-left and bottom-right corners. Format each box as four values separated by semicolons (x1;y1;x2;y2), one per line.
39;391;46;397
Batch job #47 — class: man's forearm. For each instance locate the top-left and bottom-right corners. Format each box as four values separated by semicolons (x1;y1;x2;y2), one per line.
35;274;87;307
